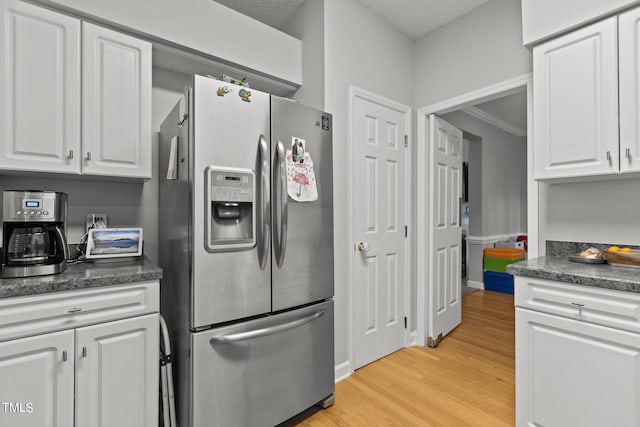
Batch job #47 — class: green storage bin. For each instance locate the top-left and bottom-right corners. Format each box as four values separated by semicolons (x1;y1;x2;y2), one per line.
483;256;523;273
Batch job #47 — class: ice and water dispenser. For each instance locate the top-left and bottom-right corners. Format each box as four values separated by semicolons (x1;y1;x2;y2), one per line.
205;166;256;252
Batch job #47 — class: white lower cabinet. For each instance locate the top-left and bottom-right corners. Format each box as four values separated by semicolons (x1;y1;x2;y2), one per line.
0;330;75;427
516;277;640;427
0;282;159;427
76;314;158;427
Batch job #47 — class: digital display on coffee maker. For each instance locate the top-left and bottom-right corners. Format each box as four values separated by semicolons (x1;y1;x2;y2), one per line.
25;200;40;208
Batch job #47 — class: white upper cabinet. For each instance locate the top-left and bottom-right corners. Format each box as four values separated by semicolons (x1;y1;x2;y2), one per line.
533;17;619;180
619;6;640;174
0;0;81;174
82;23;152;179
0;2;152;179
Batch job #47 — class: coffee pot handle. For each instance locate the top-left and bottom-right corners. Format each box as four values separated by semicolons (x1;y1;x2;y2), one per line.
54;226;69;261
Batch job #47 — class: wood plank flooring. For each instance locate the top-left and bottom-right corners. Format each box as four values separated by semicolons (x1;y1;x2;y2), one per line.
296;290;515;426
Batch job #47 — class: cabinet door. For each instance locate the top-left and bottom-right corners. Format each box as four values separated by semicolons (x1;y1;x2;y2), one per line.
620;6;640;173
0;330;74;427
82;22;152;179
516;308;640;427
533;17;619;180
75;314;158;427
0;0;81;174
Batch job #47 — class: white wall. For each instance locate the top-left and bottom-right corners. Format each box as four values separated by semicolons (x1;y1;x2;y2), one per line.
414;0;532;108
540;178;640;246
522;0;640;46
32;0;301;86
323;0;414;373
281;0;325;110
442;111;527;285
443;111;527;236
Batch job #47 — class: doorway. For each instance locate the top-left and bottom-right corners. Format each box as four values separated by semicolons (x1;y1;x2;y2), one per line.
416;74;535;347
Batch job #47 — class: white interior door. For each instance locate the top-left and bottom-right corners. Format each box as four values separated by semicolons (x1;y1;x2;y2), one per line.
353;90;408;369
428;114;462;347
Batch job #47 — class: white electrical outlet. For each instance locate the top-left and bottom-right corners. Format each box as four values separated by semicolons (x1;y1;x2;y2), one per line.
86;213;108;232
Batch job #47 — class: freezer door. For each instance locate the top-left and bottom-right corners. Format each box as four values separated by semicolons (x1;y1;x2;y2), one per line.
271;97;334;311
190;301;334;427
192;75;271;327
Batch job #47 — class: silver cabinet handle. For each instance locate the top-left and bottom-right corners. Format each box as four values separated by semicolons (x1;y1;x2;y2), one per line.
606;151;611;162
86;152;92;161
68;150;74;159
210;309;326;344
626;148;632;159
82;347;87;358
68;307;82;313
62;350;68;362
274;140;288;268
258;134;270;270
571;302;585;307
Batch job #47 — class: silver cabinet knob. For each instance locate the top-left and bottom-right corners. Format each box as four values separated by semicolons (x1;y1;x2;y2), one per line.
357;242;371;253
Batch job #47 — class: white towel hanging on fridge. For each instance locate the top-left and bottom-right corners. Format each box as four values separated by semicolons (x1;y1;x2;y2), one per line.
285;149;318;202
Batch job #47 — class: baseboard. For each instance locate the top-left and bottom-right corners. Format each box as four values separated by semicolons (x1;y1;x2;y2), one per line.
467;280;484;290
334;361;351;383
409;330;417;346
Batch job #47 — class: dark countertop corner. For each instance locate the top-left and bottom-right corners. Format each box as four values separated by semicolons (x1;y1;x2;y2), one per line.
507;256;640;293
0;256;163;298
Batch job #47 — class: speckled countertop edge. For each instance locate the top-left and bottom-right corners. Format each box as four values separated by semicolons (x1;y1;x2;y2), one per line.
507;256;640;293
0;256;162;298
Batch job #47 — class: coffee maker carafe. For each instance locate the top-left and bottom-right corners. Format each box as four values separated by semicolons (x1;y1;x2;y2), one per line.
2;191;69;278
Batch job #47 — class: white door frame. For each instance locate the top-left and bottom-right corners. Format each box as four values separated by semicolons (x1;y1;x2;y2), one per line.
347;85;412;375
416;73;535;346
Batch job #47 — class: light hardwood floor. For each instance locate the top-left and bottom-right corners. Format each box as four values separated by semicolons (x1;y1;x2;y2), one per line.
295;290;515;426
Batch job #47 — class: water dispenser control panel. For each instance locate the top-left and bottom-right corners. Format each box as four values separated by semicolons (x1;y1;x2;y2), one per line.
205;166;256;252
210;171;253;203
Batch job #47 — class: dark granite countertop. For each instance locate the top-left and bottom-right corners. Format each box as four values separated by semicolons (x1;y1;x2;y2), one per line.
507;256;640;293
0;256;162;298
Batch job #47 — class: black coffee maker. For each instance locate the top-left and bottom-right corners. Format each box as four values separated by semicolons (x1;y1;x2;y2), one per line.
2;190;69;278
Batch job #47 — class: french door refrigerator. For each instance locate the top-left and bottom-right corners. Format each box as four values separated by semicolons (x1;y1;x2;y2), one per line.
159;75;334;427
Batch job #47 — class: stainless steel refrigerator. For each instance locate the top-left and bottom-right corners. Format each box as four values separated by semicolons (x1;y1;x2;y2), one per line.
159;75;334;427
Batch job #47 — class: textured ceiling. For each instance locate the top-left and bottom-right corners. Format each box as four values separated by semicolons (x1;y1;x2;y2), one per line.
214;0;305;28
354;0;489;39
216;0;488;39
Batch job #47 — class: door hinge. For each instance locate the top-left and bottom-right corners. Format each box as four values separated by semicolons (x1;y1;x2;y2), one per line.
404;317;407;329
404;225;408;238
404;135;408;148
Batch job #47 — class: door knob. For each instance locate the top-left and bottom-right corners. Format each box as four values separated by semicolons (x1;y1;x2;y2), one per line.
357;242;371;253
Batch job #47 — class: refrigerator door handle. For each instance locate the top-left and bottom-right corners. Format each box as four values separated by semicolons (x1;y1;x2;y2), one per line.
274;139;288;267
209;309;326;344
258;134;270;270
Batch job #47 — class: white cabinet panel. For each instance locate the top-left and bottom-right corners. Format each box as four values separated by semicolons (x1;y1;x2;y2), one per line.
0;0;80;173
619;6;640;173
533;17;619;179
0;330;74;427
75;314;158;427
82;23;152;178
517;308;640;427
0;281;159;342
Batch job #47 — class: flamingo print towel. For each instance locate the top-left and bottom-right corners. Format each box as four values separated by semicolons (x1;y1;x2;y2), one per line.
285;149;318;202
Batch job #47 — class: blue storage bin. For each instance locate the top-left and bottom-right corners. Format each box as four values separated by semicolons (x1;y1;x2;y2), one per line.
483;270;514;294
